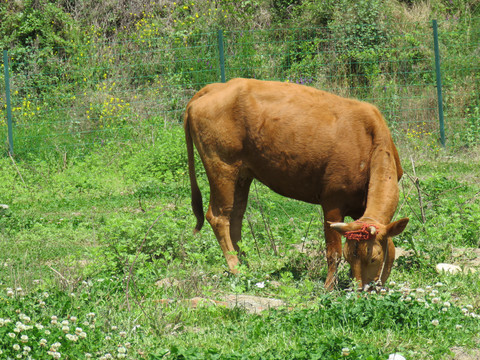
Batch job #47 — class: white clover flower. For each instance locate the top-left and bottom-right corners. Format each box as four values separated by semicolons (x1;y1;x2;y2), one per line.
70;316;77;323
8;332;16;338
6;288;14;297
442;307;448;312
119;331;127;338
61;320;69;326
51;342;61;350
75;327;83;335
416;288;425;295
87;312;96;318
124;342;131;349
79;331;87;339
404;296;412;302
462;308;469;315
23;346;31;353
342;347;350;356
431;319;439;326
466;304;474;310
111;325;118;331
443;301;451;308
455;324;463;330
435;282;444;287
16;287;24;295
431;297;440;304
62;326;70;333
44;330;51;335
15;321;25;330
20;335;28;343
117;346;127;354
83;321;90;327
85;353;92;359
380;288;387;295
43;292;50;298
255;281;265;288
51;316;58;325
19;314;30;323
104;353;113;359
13;344;21;351
39;300;46;308
117;354;126;359
389;280;396;287
39;339;48;347
105;336;111;341
66;334;78;342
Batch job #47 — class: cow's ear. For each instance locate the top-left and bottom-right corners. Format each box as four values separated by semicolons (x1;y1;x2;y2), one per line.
386;218;409;237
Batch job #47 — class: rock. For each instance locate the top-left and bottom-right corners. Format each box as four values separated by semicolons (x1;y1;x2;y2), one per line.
436;263;477;275
222;294;287;314
436;263;462;274
388;354;406;360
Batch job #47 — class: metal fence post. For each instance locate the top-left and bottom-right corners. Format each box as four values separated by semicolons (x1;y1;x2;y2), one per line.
3;50;14;155
432;20;446;148
217;30;226;83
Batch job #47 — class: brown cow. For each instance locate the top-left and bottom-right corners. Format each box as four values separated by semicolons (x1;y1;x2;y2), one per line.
184;78;409;290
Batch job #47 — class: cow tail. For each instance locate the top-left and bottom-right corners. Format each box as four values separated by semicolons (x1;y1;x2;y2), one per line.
184;108;204;233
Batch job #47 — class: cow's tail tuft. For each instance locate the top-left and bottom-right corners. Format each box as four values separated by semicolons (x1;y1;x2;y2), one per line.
184;108;204;233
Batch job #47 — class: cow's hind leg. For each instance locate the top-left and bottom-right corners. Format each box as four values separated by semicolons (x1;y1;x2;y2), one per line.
205;162;247;274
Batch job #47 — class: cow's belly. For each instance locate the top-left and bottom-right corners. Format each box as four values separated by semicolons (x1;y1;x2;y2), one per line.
246;156;368;207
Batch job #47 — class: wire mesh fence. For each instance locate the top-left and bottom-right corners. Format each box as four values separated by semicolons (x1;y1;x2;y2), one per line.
1;19;479;157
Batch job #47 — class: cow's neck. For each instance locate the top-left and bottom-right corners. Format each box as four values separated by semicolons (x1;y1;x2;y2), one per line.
361;146;400;225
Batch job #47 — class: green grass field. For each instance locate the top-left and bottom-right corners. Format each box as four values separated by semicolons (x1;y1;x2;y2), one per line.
0;125;479;359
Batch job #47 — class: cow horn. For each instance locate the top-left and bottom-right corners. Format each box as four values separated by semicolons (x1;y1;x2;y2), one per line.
329;222;349;231
369;226;377;235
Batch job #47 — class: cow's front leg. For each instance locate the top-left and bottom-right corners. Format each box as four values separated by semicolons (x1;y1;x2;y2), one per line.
323;209;343;290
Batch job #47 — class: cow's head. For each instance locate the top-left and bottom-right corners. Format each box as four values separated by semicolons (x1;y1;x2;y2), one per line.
329;218;409;290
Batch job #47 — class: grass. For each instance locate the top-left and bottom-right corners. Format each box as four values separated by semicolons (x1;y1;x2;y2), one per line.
0;126;479;359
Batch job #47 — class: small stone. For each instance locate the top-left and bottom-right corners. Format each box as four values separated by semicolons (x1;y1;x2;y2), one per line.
388;354;406;360
436;263;461;275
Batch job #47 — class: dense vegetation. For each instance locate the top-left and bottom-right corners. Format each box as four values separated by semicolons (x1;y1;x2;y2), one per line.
1;0;479;155
0;1;479;359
